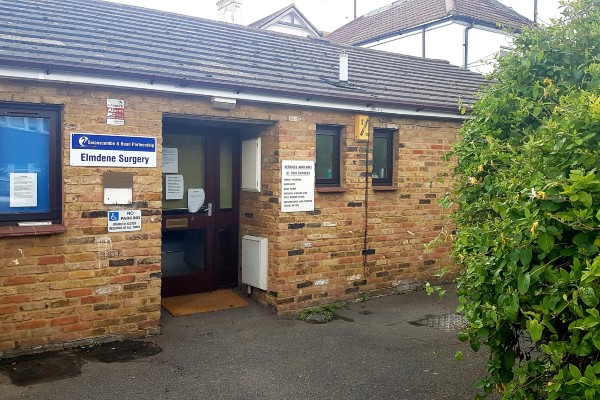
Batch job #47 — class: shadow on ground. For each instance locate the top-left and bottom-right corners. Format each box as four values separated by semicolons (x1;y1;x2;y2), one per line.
0;341;162;386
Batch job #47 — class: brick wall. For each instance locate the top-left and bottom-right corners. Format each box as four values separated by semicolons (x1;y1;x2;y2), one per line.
240;113;459;313
0;78;460;354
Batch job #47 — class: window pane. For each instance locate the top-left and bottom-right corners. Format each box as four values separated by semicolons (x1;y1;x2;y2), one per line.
316;134;334;179
219;137;233;210
161;228;206;277
162;133;206;211
373;136;389;179
0;116;50;214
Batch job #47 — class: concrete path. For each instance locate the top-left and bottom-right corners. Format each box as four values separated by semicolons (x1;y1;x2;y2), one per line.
1;287;489;399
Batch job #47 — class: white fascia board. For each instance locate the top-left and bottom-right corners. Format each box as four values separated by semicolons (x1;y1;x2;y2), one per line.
362;19;454;49
451;19;514;36
0;65;464;120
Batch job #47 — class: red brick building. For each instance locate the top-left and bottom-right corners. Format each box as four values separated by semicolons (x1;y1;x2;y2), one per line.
0;0;485;356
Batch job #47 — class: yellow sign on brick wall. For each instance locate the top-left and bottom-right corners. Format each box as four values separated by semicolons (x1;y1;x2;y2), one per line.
355;115;369;141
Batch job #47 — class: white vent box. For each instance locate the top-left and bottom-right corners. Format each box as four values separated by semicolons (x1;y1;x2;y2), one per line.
241;137;261;192
242;235;268;290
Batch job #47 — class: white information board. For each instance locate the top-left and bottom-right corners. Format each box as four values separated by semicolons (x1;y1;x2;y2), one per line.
281;160;315;213
108;210;142;232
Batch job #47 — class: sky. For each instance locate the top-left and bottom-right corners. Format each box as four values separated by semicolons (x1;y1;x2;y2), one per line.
105;0;564;32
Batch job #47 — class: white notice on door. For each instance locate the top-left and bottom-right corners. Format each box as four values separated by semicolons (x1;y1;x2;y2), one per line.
165;175;184;200
162;148;179;174
9;173;37;208
188;188;205;213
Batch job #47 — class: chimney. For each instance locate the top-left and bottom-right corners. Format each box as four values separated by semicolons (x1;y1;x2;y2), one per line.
339;51;349;82
217;0;243;24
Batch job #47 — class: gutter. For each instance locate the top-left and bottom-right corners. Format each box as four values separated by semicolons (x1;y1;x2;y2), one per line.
0;64;469;120
357;16;525;48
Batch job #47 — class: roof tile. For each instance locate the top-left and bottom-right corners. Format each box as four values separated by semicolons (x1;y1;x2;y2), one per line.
328;0;532;45
0;0;487;113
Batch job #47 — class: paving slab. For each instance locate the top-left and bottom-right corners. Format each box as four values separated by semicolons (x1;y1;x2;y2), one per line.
0;287;489;400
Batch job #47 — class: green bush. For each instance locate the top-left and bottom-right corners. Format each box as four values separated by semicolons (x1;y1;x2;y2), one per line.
448;1;600;398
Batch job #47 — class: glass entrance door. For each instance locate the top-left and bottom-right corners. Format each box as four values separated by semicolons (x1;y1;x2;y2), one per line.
161;125;239;297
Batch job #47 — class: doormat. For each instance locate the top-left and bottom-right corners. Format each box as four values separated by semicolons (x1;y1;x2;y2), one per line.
161;290;249;316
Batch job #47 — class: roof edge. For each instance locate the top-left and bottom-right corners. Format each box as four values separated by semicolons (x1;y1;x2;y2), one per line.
0;60;470;118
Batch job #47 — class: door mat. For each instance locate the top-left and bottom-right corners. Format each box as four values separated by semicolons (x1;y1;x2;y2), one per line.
161;290;249;316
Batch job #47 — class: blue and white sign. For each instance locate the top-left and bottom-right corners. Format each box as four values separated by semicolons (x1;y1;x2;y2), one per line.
70;133;156;168
107;210;142;233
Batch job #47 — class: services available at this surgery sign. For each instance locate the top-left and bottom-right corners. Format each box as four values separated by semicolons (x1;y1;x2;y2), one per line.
70;133;157;168
281;160;315;213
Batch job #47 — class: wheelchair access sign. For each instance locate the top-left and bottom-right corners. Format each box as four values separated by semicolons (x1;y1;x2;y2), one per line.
108;210;142;233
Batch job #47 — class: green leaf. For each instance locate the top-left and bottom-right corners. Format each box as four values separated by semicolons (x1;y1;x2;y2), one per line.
507;294;519;322
458;332;469;342
570;364;583;380
579;191;593;207
538;233;555;253
518;273;531;294
580;287;599;307
455;351;463;362
527;319;544;342
477;327;490;340
593;331;600;351
519;247;533;267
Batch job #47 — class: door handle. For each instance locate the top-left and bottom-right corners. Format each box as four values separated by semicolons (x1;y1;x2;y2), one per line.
207;202;213;217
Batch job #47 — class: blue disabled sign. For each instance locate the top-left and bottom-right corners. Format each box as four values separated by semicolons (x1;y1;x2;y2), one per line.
107;210;142;233
70;133;156;168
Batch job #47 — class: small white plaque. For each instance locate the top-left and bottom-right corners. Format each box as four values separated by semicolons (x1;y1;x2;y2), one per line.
104;188;133;205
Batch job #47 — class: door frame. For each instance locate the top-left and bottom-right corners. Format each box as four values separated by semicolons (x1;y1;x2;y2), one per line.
160;122;241;298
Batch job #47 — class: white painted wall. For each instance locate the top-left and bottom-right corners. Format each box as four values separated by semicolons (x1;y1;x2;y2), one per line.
263;24;315;37
366;30;423;58
467;28;514;74
364;21;515;73
425;23;465;66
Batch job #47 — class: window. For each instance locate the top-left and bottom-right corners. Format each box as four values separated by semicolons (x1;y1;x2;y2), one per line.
0;104;62;226
278;12;307;28
315;125;340;187
372;129;394;186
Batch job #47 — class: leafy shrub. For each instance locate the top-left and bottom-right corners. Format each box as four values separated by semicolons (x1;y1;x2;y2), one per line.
447;1;600;398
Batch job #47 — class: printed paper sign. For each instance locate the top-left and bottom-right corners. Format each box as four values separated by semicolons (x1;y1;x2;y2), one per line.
107;210;141;232
9;173;37;208
165;175;184;200
188;188;205;213
107;99;125;125
162;148;179;173
281;160;315;213
70;133;156;168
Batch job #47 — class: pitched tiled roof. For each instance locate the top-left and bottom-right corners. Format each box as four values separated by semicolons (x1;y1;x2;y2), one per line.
328;0;532;46
0;0;486;113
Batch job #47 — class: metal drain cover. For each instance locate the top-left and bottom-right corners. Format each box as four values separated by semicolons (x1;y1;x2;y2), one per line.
410;314;467;332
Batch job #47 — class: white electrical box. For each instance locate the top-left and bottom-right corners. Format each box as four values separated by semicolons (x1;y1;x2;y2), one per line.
242;235;268;290
241;137;261;192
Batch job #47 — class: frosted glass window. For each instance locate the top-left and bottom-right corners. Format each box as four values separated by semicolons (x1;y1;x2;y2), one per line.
219;137;233;210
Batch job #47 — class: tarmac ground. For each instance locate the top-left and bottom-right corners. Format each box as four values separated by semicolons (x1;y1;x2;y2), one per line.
0;286;490;400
